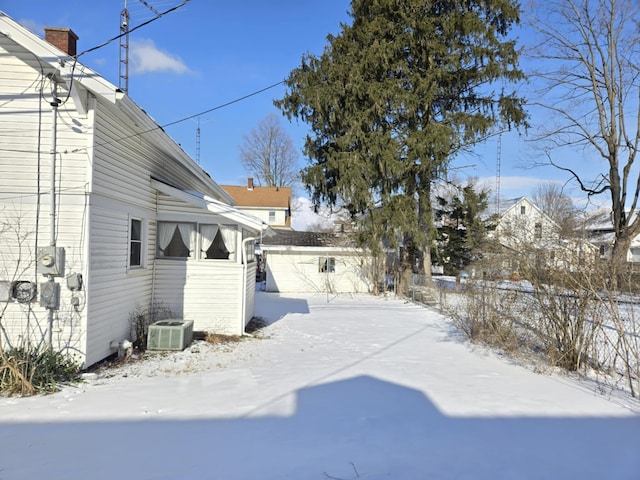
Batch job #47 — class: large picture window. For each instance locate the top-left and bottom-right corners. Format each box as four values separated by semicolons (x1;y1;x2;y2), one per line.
157;222;195;258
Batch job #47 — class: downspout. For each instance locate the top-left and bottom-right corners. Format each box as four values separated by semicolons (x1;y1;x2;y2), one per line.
240;236;258;334
151;189;159;311
47;76;61;348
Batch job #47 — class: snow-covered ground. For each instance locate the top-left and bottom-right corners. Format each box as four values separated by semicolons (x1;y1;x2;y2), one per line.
0;292;639;479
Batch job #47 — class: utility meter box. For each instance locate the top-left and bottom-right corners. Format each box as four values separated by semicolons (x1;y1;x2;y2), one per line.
39;281;60;309
37;247;65;277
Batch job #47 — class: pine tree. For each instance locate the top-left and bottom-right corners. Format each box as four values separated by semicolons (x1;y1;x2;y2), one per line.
433;182;490;275
276;0;527;283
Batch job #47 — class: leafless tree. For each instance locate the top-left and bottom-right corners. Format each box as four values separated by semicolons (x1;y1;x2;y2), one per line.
531;183;579;238
239;113;300;188
527;0;640;277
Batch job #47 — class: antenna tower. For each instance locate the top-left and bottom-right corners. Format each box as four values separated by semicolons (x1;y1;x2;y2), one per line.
196;117;201;164
495;133;502;215
119;3;130;94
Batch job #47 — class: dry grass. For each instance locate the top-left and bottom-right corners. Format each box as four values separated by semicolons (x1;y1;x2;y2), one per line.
205;333;242;344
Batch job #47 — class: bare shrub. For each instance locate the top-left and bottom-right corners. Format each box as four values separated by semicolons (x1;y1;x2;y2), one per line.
205;333;242;345
129;303;175;351
446;280;522;352
593;273;640;398
521;265;604;372
447;242;639;402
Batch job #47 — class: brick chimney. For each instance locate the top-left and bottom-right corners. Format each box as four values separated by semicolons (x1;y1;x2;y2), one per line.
44;27;79;56
248;178;254;189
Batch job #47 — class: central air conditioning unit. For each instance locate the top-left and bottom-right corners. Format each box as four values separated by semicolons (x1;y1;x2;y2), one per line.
147;320;194;351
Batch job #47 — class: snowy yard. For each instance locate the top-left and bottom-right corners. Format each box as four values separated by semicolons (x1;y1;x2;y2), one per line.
0;292;639;479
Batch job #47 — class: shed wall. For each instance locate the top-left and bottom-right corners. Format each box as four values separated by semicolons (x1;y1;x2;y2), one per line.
264;248;373;293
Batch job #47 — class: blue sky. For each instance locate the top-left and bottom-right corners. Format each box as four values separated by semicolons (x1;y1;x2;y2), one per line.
2;1;588;211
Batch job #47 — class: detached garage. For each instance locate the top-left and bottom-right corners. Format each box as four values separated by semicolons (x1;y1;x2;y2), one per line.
260;231;375;294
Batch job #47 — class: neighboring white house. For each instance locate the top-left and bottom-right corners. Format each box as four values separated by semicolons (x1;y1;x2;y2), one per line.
260;231;375;294
489;197;561;250
583;207;640;263
483;197;596;276
0;13;268;367
222;178;292;230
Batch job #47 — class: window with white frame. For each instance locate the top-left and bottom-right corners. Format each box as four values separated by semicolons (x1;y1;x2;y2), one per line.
242;229;256;263
129;218;143;268
157;222;195;258
520;205;526;215
268;210;276;223
319;257;336;273
200;224;237;261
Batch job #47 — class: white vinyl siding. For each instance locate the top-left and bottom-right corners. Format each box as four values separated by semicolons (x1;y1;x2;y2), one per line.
153;261;244;335
0;22;260;367
264;248;373;294
86;205;154;366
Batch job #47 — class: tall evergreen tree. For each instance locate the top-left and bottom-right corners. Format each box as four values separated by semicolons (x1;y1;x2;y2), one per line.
276;0;527;282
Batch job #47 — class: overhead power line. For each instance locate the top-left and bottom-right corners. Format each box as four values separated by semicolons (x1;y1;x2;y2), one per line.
66;79;286;154
77;0;190;58
163;80;285;129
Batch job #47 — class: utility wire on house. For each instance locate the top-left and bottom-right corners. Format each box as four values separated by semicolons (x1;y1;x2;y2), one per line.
69;79;286;154
0;79;286;156
54;0;189;106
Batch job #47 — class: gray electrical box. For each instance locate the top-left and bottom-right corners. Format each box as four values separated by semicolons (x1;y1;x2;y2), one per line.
66;272;83;291
39;281;60;309
37;247;65;277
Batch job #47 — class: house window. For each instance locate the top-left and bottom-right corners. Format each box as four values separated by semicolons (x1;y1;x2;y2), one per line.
200;225;236;261
319;257;335;273
157;222;195;258
129;218;143;268
268;211;276;223
520;205;526;215
534;222;542;240
242;230;256;263
599;245;607;256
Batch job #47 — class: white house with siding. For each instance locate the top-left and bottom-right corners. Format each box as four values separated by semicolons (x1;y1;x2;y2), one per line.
0;12;267;367
260;231;375;294
222;178;292;230
484;196;595;275
489;197;561;249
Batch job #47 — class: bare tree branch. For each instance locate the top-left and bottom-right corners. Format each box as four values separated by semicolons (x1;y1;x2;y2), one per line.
527;0;640;274
239;113;300;188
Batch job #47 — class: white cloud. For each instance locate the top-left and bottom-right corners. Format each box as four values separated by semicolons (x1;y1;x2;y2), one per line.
475;175;562;197
291;197;337;231
130;38;189;75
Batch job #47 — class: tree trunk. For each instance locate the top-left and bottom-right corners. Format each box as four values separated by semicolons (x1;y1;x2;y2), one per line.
610;234;632;291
